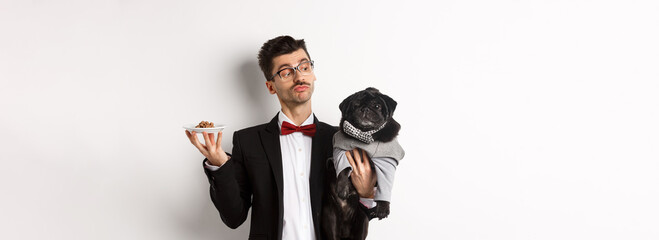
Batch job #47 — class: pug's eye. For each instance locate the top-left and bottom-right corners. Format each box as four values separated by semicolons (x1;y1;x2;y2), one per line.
374;104;381;109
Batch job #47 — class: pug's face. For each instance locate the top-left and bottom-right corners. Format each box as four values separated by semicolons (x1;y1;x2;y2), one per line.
339;87;397;131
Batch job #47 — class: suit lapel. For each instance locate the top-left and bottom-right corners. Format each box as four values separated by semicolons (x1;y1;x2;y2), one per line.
310;115;331;237
259;115;284;237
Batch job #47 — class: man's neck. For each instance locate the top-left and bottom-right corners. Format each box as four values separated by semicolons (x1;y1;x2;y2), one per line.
280;102;312;126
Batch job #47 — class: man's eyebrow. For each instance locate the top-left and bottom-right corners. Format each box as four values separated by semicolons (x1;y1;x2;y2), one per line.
275;63;292;71
275;58;310;71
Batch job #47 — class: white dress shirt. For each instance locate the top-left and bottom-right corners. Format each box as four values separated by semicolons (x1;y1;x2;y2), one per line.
277;111;316;240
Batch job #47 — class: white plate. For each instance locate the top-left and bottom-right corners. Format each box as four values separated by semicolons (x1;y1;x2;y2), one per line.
183;123;226;134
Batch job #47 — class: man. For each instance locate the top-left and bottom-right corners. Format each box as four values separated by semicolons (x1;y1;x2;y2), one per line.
185;36;377;240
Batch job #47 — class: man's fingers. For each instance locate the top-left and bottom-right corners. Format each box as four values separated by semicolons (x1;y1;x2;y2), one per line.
189;131;210;156
360;149;371;171
208;133;216;146
197;144;209;156
202;132;214;148
190;131;201;145
357;149;365;162
185;130;197;143
353;148;363;165
351;149;363;173
346;150;359;173
185;130;193;142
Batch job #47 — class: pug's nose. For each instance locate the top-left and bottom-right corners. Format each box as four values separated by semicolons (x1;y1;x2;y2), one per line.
360;108;369;118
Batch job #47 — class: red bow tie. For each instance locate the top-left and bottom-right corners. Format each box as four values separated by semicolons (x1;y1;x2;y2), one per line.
281;121;316;137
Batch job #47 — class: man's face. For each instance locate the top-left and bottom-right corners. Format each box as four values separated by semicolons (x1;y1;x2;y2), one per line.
265;49;316;106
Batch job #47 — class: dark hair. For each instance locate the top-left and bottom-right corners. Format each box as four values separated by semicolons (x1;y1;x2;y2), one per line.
257;35;311;81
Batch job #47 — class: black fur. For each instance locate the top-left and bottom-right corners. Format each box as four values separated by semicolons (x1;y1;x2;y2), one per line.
374;201;390;220
371;120;401;143
322;158;370;240
338;87;400;142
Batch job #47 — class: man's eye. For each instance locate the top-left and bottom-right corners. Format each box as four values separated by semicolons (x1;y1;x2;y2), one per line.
280;69;293;77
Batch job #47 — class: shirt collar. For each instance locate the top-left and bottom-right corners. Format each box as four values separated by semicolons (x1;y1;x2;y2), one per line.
278;110;315;129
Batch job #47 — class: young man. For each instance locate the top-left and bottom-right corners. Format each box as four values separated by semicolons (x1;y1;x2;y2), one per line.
185;36;377;240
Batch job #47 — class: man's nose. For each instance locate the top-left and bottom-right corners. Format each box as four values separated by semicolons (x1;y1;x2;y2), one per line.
293;69;306;83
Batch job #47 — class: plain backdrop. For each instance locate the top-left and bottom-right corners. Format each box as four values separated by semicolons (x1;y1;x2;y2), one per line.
1;0;658;239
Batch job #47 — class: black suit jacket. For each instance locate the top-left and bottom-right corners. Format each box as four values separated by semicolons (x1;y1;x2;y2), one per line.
203;114;337;240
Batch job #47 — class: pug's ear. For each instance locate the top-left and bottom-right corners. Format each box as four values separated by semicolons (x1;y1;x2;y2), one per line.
379;94;397;117
339;94;356;116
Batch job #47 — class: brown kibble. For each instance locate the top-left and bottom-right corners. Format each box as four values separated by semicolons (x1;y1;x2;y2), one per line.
195;121;215;128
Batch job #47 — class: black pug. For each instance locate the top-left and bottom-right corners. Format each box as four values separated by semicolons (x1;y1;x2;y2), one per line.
322;87;405;240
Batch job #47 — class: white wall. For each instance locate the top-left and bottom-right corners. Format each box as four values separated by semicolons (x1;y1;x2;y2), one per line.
1;0;658;239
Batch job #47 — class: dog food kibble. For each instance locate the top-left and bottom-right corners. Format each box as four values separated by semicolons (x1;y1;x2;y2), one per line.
195;121;215;128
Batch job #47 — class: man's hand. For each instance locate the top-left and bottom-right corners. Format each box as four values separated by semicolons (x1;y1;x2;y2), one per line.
346;148;377;198
185;130;230;166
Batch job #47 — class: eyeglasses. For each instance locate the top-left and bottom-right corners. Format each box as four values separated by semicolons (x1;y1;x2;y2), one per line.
269;60;315;81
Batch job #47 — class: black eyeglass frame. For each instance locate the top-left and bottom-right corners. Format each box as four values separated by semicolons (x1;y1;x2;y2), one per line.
268;60;315;81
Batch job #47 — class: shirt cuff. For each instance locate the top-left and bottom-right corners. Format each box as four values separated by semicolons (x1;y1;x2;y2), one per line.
359;198;377;209
204;159;224;171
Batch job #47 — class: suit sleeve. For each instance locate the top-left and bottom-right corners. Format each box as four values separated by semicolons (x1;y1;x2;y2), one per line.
202;132;252;229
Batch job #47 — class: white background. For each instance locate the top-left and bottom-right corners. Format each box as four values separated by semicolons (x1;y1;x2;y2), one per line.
1;0;658;239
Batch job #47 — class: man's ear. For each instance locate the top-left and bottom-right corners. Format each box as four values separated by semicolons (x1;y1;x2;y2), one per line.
265;81;276;94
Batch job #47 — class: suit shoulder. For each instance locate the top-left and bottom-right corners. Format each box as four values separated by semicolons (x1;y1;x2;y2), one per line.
317;121;338;133
234;123;269;137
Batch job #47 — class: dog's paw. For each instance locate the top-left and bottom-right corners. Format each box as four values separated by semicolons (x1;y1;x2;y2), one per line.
375;201;390;220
